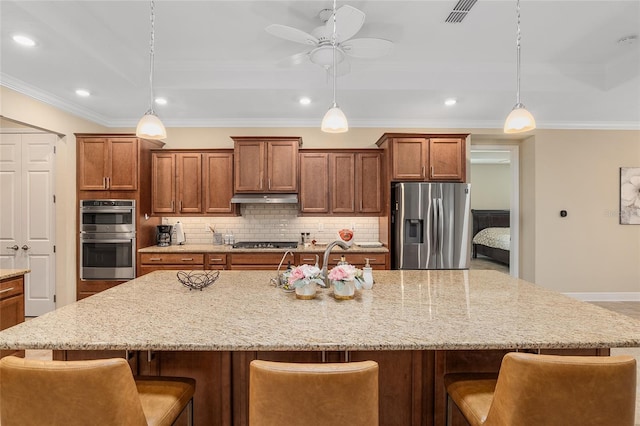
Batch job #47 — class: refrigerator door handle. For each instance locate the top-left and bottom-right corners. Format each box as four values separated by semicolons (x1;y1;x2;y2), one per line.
437;198;445;267
431;198;438;256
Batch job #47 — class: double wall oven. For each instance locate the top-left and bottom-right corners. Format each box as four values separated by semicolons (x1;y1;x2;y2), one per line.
79;200;136;280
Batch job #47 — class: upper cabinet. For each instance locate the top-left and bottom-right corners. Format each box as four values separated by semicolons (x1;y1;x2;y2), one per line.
299;150;383;216
78;137;138;190
151;150;234;216
231;137;301;192
376;133;468;182
152;152;202;214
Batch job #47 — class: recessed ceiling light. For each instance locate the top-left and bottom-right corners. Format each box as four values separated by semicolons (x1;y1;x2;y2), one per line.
75;89;90;97
444;98;457;106
155;97;167;105
299;97;311;106
12;35;36;47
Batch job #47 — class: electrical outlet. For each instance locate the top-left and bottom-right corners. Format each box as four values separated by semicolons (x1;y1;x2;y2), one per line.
317;222;324;231
351;222;356;230
205;223;211;232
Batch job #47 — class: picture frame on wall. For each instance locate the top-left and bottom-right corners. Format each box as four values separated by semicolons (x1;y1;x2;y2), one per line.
620;167;640;224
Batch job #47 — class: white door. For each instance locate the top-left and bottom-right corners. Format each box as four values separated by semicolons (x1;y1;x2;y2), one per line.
0;133;56;316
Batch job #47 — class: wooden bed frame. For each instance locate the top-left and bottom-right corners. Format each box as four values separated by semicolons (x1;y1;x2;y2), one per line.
471;209;510;266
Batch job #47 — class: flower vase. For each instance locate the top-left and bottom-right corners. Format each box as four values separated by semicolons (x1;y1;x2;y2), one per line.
295;282;316;300
333;279;356;300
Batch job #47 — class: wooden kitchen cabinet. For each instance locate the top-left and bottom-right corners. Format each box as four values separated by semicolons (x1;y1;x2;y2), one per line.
152;151;203;215
296;252;389;270
203;152;234;214
0;275;25;358
376;133;467;182
299;152;329;213
229;253;291;270
139;253;205;276
205;254;228;270
78;136;138;190
232;137;301;192
299;150;383;215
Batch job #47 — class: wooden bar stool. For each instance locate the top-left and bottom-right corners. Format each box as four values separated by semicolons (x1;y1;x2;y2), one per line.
445;352;637;426
249;360;379;426
0;355;195;426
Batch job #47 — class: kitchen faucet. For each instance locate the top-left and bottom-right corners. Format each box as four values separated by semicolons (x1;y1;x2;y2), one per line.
321;240;350;287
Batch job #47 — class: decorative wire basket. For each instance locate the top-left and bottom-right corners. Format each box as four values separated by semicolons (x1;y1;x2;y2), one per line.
177;270;220;291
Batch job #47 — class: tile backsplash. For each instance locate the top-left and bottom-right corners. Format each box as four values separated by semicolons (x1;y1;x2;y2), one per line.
163;204;379;245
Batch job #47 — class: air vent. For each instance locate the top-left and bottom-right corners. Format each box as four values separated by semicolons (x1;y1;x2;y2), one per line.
445;0;478;23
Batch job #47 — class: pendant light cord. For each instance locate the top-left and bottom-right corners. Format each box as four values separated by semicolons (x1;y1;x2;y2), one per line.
515;0;522;106
331;0;338;108
147;0;156;115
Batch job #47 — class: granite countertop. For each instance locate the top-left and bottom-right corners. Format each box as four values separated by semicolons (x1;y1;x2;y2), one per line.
0;270;637;352
0;269;30;281
139;243;389;254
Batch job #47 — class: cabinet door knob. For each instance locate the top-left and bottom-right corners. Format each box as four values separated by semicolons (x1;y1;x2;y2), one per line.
21;245;30;251
5;245;19;251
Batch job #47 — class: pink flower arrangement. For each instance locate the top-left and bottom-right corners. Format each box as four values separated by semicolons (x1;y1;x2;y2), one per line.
328;264;364;290
287;264;323;289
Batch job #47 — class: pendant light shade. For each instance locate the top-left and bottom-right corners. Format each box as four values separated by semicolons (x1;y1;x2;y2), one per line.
136;0;166;140
504;103;536;133
321;0;348;134
321;104;349;133
504;0;535;134
136;112;167;139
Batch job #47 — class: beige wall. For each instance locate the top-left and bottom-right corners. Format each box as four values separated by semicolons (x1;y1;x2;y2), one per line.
470;164;511;210
2;87;639;306
532;130;640;294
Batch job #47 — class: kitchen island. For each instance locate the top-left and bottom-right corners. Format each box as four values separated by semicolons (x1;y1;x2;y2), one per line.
0;270;637;425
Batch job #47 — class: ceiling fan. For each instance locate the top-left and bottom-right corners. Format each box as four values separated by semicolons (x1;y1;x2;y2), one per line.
265;4;393;75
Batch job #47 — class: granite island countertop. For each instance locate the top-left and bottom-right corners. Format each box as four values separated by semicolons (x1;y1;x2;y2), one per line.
0;269;30;280
138;243;388;254
0;270;638;352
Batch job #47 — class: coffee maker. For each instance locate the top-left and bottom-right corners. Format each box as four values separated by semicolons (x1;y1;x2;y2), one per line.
156;225;172;247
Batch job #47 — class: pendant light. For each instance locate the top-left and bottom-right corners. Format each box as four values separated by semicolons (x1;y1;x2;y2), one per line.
136;0;166;140
321;0;348;133
504;0;535;134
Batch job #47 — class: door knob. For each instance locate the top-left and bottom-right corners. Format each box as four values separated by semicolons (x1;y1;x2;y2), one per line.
21;245;30;250
5;245;19;251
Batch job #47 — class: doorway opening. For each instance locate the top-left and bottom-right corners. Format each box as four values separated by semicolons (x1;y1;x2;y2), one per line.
469;144;519;277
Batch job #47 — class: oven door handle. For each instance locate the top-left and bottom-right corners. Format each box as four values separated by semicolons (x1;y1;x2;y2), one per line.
80;208;134;213
80;238;134;243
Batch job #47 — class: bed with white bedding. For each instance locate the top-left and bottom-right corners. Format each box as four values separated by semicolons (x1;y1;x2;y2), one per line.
471;209;510;266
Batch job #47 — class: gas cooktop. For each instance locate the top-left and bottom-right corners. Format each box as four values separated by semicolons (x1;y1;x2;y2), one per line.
232;241;298;249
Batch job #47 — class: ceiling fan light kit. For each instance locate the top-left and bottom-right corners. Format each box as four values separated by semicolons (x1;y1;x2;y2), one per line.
136;0;166;140
504;0;535;134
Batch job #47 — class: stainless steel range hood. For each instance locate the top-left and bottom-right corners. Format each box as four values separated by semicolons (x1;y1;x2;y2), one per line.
230;193;299;204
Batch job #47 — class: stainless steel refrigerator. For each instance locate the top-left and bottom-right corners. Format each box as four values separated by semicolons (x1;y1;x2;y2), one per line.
392;182;471;269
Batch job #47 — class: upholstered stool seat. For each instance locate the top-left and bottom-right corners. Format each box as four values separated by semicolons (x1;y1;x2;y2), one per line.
0;356;195;426
249;360;379;426
445;352;636;426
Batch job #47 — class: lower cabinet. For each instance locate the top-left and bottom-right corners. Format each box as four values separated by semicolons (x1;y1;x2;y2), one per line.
228;253;291;270
0;275;25;358
139;253;205;276
77;280;126;300
296;252;389;270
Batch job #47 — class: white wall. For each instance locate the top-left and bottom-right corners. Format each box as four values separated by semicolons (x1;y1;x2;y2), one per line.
470;164;511;210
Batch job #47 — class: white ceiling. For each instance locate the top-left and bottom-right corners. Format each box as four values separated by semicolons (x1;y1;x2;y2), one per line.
2;1;639;130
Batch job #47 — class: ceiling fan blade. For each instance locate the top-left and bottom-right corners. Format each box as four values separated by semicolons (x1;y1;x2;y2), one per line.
265;24;318;45
276;51;311;68
341;38;393;58
326;5;365;43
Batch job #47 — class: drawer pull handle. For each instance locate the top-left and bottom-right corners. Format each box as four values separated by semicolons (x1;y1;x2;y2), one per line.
149;258;162;261
369;258;377;261
210;258;223;262
182;258;194;261
0;287;15;294
301;258;314;262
